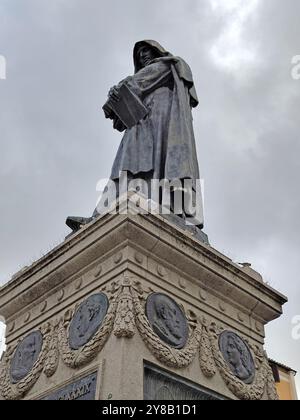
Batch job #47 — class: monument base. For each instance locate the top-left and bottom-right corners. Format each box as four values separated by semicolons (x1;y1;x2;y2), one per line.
0;196;287;400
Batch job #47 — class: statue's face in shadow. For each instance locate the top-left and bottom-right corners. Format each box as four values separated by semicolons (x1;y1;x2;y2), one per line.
137;45;158;69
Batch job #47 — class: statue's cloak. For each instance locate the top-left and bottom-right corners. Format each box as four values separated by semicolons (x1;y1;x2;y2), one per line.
110;40;200;181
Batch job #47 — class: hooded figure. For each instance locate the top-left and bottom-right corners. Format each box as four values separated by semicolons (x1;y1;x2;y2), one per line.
109;40;200;183
66;41;204;232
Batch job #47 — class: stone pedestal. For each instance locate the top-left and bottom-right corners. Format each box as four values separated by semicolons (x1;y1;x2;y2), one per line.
0;196;287;400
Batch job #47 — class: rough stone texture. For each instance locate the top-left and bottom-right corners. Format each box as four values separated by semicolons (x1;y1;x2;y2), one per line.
0;196;287;400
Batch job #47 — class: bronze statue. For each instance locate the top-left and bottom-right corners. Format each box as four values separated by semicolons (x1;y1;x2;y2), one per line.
67;40;204;235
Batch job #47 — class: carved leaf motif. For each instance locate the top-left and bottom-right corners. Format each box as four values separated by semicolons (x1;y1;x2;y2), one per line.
113;287;135;338
43;326;59;378
199;326;216;378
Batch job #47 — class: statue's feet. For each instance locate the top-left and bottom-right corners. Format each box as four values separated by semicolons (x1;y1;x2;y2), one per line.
66;216;93;232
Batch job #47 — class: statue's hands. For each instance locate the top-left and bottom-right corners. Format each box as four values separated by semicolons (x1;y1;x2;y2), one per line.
108;86;120;102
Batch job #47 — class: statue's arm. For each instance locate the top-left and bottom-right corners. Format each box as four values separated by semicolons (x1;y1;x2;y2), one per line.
104;62;172;132
111;61;172;101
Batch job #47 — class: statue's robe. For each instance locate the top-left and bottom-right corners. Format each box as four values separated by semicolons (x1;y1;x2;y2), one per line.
110;56;200;183
96;41;203;227
66;41;204;232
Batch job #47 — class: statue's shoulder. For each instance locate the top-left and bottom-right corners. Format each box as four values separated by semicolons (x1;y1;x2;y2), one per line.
136;59;171;76
174;56;193;74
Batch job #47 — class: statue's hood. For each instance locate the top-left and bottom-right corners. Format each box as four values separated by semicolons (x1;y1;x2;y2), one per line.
133;40;199;107
133;40;169;73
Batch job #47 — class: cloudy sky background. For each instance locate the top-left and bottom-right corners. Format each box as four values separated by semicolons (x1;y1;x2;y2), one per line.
0;0;299;393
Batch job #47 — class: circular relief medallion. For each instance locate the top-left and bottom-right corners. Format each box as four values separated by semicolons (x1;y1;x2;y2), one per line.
145;293;189;349
219;331;256;384
10;331;43;384
69;293;109;350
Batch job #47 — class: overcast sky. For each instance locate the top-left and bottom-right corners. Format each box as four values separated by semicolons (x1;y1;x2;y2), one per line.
0;0;299;394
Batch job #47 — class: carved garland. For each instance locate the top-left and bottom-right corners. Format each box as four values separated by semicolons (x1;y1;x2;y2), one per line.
0;278;278;401
0;323;55;400
57;296;118;369
199;323;217;378
132;288;202;368
208;322;276;400
113;280;136;338
130;285;277;400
